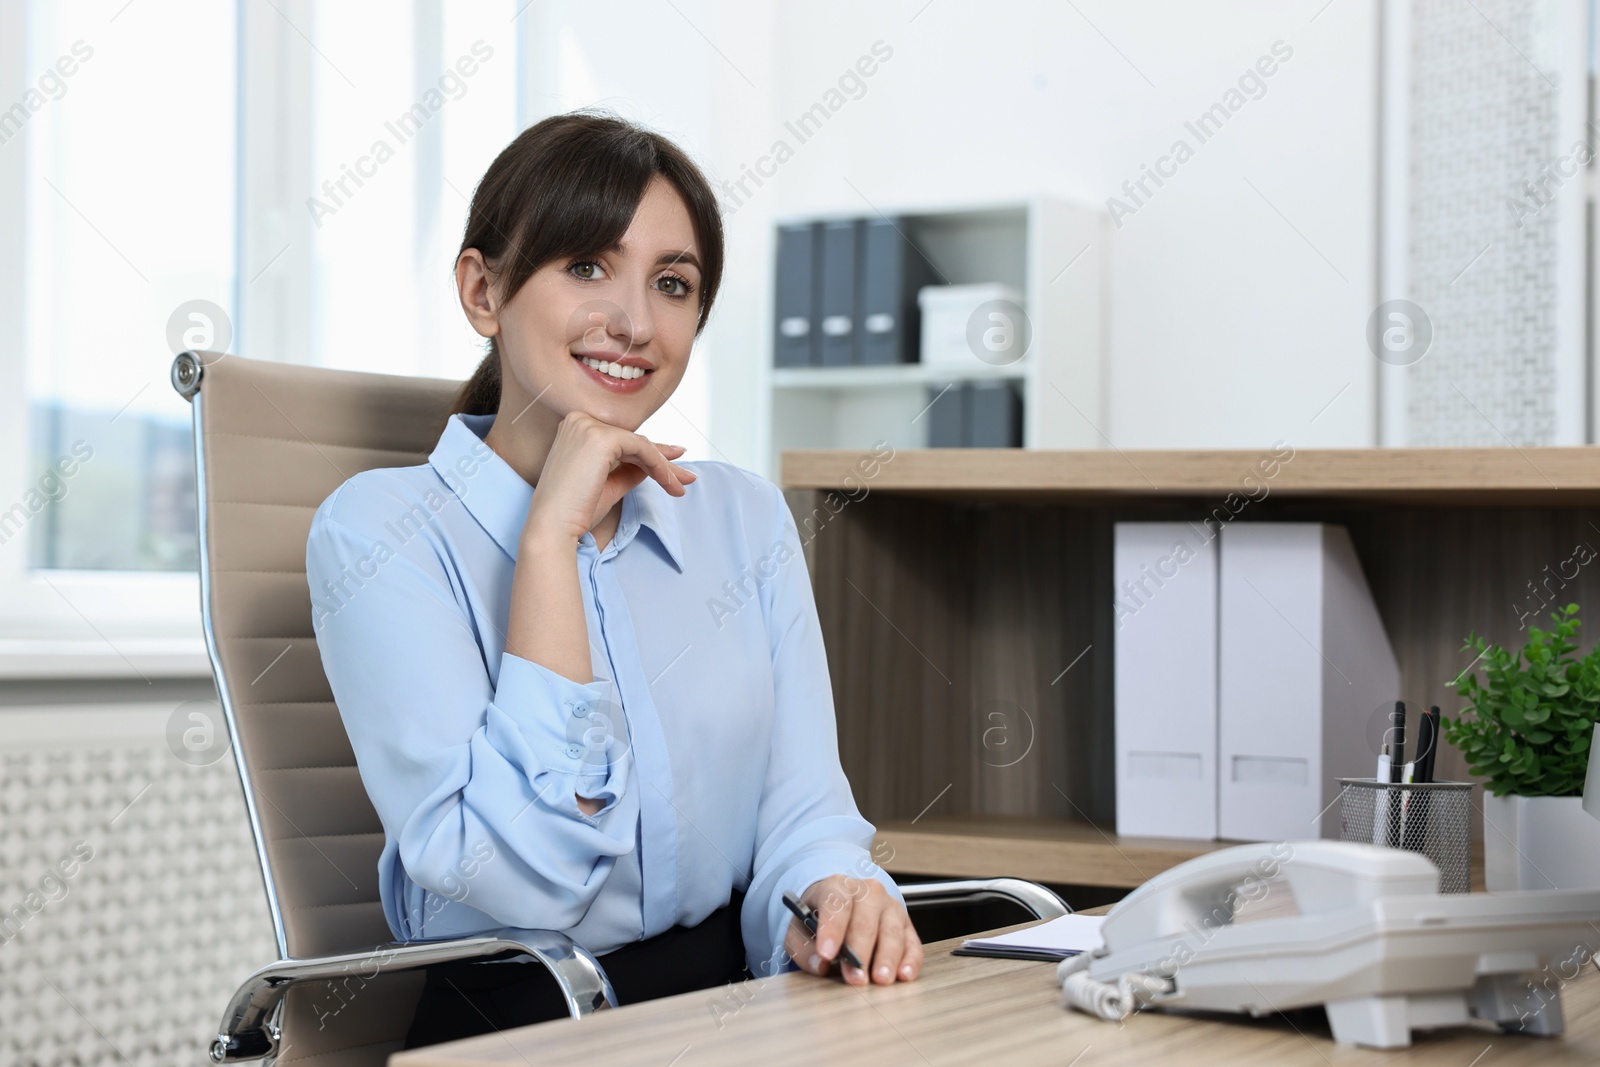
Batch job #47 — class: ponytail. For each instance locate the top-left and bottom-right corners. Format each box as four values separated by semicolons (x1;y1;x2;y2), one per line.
452;346;502;416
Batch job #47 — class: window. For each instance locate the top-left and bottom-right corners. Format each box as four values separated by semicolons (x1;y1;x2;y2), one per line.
0;0;523;648
304;3;517;379
19;1;236;574
1;1;718;652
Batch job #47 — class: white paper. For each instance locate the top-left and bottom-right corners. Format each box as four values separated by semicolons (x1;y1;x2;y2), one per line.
960;914;1106;955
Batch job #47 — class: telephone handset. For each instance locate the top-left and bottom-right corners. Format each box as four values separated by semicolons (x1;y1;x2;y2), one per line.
1102;840;1436;967
1059;840;1600;1049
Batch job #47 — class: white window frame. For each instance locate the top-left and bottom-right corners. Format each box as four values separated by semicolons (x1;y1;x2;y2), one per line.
0;1;541;676
0;2;211;674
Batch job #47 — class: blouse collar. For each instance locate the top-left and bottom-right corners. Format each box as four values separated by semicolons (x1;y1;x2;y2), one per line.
428;412;684;571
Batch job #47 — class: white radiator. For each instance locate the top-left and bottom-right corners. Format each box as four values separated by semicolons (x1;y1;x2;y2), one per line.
0;703;277;1066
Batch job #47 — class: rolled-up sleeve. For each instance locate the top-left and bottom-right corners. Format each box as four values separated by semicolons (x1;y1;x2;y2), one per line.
306;486;638;938
739;482;904;977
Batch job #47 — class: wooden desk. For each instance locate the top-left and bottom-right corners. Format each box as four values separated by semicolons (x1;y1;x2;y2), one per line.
779;446;1594;881
389;919;1600;1066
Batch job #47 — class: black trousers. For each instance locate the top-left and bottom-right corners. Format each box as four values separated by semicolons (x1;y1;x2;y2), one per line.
403;890;750;1050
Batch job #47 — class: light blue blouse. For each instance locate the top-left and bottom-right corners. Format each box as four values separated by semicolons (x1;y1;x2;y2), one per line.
305;411;901;977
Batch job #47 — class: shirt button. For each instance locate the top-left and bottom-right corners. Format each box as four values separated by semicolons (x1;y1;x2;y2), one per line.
569;701;589;718
564;743;584;759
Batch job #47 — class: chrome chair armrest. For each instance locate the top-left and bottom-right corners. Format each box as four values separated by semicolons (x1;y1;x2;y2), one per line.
900;877;1070;920
211;928;616;1063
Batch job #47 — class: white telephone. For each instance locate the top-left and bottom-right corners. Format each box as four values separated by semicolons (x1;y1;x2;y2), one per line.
1057;840;1600;1049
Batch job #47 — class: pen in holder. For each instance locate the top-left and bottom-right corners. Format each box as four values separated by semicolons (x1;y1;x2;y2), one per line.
1336;778;1472;893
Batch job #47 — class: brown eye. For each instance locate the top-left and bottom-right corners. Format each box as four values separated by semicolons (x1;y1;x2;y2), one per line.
657;273;693;298
568;260;599;280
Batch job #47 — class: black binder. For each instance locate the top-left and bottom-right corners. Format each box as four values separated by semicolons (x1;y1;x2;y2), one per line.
817;219;859;367
773;223;819;367
966;380;1023;447
924;381;1023;447
925;383;964;447
857;217;935;365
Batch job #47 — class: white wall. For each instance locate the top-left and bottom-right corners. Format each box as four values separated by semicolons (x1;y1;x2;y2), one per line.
527;0;1380;470
517;0;759;471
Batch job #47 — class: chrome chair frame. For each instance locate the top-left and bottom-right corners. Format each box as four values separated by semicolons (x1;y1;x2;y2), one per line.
900;877;1070;919
174;351;1070;1065
210;930;614;1062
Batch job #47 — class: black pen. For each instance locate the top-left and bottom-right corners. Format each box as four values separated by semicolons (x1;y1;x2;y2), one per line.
1401;705;1440;854
1419;706;1440;783
1389;701;1407;783
782;890;864;972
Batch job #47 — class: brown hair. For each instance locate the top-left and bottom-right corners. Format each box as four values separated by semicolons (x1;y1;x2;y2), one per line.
445;109;725;422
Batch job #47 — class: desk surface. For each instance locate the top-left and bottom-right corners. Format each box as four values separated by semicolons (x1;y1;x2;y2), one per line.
389;919;1600;1066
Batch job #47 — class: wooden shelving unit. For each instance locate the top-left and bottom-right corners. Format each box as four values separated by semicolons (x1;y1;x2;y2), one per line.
874;816;1487;892
783;446;1600;888
874;814;1228;888
784;446;1600;503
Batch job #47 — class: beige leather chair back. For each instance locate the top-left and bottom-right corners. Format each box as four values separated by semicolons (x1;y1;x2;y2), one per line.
179;351;460;1063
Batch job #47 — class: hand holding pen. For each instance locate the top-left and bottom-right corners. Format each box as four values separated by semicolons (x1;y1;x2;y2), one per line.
782;876;924;985
784;891;863;971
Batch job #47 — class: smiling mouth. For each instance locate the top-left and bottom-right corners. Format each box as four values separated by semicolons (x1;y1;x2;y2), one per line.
574;353;651;381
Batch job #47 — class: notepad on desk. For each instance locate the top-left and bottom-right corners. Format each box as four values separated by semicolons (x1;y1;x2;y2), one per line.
952;914;1106;962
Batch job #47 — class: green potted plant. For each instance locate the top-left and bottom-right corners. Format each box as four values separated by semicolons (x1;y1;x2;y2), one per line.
1444;603;1600;890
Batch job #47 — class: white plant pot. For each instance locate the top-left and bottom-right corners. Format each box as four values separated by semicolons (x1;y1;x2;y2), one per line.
1482;792;1600;890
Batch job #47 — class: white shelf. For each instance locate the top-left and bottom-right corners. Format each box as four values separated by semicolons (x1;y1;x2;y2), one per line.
762;195;1106;469
772;362;1028;390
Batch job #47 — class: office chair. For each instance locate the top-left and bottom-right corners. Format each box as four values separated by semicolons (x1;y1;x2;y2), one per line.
172;351;1069;1066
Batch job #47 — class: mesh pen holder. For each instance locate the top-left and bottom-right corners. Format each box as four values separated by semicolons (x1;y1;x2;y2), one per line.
1336;778;1472;893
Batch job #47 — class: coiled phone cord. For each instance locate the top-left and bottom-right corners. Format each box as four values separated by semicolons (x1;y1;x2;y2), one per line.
1056;952;1173;1021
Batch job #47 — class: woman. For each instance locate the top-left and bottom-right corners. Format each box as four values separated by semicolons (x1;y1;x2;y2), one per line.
304;110;922;1048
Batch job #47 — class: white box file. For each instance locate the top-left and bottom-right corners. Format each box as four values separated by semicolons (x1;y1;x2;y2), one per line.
917;282;1025;369
1217;524;1399;841
1113;522;1220;840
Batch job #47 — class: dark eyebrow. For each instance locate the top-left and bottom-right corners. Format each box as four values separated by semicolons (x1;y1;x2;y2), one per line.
596;242;701;272
655;249;700;271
